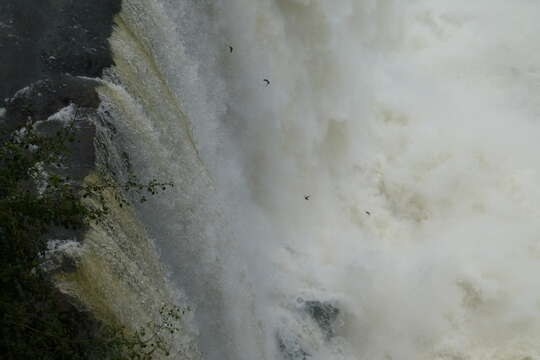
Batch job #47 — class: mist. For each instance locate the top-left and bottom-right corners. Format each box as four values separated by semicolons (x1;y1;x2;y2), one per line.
105;1;540;359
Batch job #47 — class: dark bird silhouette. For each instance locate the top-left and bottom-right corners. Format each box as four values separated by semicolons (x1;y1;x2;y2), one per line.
365;211;371;215
263;78;270;87
304;195;310;200
229;45;233;53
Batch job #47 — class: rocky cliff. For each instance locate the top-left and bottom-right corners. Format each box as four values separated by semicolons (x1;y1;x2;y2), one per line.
1;1;196;358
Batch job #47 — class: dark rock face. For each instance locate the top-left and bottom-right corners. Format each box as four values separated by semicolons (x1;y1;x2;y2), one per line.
0;0;120;185
1;0;122;177
0;0;121;105
0;3;123;355
303;300;340;339
2;76;100;181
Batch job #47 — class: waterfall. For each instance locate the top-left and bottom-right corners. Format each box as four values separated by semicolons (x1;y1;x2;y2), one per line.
102;1;540;359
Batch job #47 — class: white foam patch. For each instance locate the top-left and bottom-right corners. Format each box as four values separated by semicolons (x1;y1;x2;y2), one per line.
46;239;82;255
46;104;76;124
40;239;83;273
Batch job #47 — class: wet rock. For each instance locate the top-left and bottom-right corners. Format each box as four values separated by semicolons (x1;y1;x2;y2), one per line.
302;300;340;339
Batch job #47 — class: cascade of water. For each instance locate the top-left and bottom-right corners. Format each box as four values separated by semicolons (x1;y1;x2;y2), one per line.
108;1;540;359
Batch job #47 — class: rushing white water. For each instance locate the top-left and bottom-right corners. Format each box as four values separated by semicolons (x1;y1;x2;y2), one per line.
107;1;540;359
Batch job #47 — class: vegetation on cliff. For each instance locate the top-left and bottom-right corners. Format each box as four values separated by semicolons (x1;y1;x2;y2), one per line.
0;117;179;359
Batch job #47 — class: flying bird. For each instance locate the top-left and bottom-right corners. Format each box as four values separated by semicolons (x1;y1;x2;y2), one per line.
304;195;310;200
365;211;371;215
263;78;270;87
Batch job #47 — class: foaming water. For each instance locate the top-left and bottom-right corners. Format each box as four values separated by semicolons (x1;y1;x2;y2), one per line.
110;1;540;359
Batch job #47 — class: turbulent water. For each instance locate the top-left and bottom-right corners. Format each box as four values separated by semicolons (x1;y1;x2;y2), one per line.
100;1;540;359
